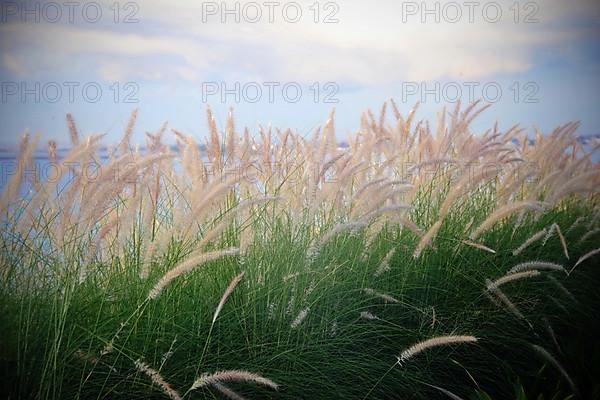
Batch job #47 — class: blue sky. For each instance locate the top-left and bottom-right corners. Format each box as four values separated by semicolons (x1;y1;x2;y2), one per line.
1;0;599;147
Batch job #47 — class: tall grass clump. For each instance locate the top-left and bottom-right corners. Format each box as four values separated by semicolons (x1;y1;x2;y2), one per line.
1;101;599;399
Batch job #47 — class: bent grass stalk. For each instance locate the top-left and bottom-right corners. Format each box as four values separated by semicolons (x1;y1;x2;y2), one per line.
512;228;547;256
487;270;541;289
134;359;182;400
554;224;569;259
148;248;240;299
212;271;245;324
470;202;544;240
210;382;246;400
423;383;466;400
485;279;526;320
413;220;442;258
397;335;478;365
570;247;600;273
189;369;279;394
531;345;578;396
307;220;368;259
363;288;400;303
461;240;496;254
374;248;396;277
507;261;566;275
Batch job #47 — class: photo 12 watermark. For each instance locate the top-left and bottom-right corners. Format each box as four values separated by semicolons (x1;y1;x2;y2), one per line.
201;81;340;104
1;1;139;24
0;160;337;187
1;81;140;104
1;158;540;187
400;1;539;24
400;159;539;184
200;1;339;23
400;81;540;104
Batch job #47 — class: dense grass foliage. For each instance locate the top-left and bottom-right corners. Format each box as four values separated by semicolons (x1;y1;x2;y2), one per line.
1;102;599;399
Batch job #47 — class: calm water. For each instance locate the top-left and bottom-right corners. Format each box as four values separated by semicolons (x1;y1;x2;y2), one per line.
0;147;111;195
1;136;599;194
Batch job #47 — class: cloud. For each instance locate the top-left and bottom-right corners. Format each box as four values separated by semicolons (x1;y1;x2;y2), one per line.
0;0;598;85
135;0;596;83
0;22;221;82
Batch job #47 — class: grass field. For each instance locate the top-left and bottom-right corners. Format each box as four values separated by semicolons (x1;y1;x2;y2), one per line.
1;101;599;399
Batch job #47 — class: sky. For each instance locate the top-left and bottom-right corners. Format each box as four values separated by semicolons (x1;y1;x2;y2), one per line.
0;0;599;148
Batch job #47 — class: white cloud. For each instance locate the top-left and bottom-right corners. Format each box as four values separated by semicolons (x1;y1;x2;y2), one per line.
0;0;597;84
